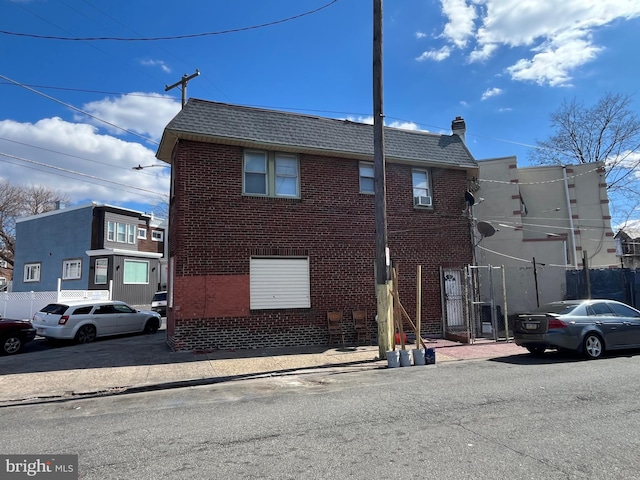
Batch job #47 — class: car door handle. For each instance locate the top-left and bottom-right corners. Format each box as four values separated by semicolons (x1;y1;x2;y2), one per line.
623;321;632;326
595;321;603;326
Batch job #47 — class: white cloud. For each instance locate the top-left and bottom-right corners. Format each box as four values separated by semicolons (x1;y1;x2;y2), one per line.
0;95;174;208
78;93;181;142
415;31;427;39
440;0;477;48
416;46;451;62
481;87;503;100
140;59;171;73
388;121;420;130
426;0;640;86
344;116;425;131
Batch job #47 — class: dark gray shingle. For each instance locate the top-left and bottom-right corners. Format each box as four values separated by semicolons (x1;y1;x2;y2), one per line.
156;99;477;170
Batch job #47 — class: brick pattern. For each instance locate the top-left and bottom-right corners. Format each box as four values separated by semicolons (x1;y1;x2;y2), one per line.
167;141;473;351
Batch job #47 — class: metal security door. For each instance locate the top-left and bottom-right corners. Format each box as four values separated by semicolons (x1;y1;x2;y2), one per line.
441;267;467;335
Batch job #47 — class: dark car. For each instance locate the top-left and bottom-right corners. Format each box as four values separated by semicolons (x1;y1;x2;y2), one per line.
513;299;640;359
0;317;37;355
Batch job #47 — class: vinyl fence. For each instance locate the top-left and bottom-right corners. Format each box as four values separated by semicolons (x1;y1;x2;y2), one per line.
0;280;111;320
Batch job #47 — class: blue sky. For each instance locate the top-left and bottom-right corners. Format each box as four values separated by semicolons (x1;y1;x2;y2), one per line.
1;0;639;222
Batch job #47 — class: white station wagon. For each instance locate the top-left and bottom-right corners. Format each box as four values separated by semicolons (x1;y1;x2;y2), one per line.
32;300;161;344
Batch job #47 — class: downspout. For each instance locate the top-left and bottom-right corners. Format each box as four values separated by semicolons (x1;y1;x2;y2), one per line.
562;166;578;268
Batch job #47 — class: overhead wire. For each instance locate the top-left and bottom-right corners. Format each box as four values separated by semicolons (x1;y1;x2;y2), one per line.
0;0;340;41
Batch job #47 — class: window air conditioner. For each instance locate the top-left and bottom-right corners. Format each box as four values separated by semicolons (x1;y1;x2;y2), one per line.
414;196;432;207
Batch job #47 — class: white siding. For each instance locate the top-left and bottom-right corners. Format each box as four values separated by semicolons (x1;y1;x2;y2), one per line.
250;258;310;309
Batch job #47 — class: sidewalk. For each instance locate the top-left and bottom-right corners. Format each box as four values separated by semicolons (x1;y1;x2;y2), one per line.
0;334;526;407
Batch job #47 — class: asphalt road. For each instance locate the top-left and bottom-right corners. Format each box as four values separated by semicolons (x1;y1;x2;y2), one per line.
4;351;640;479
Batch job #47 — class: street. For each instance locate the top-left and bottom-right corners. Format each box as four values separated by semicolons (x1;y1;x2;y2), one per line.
3;353;640;479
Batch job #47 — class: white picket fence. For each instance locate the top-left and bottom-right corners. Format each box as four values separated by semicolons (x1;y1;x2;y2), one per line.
0;280;111;320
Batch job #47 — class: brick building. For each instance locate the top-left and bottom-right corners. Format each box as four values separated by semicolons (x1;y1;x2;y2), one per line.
156;99;478;351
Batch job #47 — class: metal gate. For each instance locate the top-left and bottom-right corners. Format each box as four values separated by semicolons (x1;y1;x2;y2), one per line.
441;267;469;339
441;265;510;342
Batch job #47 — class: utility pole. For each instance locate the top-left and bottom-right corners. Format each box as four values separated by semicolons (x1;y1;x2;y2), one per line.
373;0;392;358
165;70;200;108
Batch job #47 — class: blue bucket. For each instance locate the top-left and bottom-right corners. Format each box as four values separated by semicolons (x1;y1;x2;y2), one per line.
425;348;436;364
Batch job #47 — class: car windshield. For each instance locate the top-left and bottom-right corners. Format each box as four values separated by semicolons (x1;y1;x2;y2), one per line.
40;304;69;315
532;303;580;315
153;292;166;302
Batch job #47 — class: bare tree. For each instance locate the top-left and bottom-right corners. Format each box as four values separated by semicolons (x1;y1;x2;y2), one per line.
530;93;640;224
0;181;69;270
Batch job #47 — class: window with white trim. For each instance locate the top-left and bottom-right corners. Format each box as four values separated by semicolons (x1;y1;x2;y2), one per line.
123;259;149;284
127;225;136;244
412;170;432;207
152;230;164;242
250;257;310;309
24;263;41;283
62;259;82;280
243;150;300;198
95;258;108;284
107;221;115;241
359;162;374;194
138;228;147;239
107;221;137;244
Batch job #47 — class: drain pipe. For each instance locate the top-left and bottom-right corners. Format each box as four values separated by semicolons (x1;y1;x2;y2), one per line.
562;166;578;268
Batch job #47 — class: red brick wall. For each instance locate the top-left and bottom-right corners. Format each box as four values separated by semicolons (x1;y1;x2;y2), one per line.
137;224;164;254
167;140;472;351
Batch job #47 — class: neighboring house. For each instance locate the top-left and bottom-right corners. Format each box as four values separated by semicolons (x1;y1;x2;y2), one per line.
0;256;10;291
472;157;617;315
614;227;640;269
13;203;165;306
156;99;478;351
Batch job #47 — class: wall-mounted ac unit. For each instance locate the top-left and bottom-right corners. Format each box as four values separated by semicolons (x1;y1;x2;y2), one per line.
414;196;432;207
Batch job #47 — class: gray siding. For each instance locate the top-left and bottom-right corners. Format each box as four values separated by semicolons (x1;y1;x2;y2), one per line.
103;212;140;251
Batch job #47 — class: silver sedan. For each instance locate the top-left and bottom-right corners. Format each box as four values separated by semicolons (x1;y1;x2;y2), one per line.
513;299;640;359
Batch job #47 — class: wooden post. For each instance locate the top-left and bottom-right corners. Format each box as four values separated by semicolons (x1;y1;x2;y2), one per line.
416;265;421;349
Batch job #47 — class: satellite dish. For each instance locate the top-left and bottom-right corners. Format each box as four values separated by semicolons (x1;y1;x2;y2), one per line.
465;191;475;207
477;221;496;238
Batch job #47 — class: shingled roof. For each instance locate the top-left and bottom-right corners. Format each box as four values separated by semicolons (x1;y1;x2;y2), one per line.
156;99;477;171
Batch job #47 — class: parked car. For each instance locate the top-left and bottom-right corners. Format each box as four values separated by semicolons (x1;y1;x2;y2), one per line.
31;300;161;344
151;291;167;317
0;317;36;355
513;299;640;359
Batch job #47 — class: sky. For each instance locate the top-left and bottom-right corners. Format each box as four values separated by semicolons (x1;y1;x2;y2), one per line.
1;0;639;223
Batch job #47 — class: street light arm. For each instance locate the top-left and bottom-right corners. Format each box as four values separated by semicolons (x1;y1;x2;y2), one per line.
132;164;168;170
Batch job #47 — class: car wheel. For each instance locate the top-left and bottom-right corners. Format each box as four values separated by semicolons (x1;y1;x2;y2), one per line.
144;318;159;334
75;325;97;344
1;335;23;355
526;346;545;356
583;333;604;359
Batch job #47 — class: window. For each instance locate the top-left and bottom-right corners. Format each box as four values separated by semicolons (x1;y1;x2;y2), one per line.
123;259;149;284
62;259;82;280
250;257;310;309
152;230;164;242
108;221;136;244
412;170;432;207
138;228;147;240
243;150;300;198
95;258;108;284
107;221;115;242
127;225;136;244
359;162;374;193
24;263;41;283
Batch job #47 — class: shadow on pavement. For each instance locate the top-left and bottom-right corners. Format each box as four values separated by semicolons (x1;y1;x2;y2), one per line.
0;328;378;376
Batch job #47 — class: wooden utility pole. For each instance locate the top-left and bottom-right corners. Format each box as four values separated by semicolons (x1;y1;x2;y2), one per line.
373;0;392;358
165;70;200;108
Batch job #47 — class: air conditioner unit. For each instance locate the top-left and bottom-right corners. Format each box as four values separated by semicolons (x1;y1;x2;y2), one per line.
414;196;432;207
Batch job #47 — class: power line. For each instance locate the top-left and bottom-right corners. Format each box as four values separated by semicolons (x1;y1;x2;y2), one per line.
0;74;160;145
0;151;168;198
0;0;340;41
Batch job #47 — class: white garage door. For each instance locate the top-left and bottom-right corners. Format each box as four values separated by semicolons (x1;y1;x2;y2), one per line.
250;257;311;309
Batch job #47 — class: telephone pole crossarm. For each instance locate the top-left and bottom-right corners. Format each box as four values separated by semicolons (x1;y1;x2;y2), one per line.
165;69;200;108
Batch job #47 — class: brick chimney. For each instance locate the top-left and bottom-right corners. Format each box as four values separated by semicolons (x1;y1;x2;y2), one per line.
451;116;466;143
